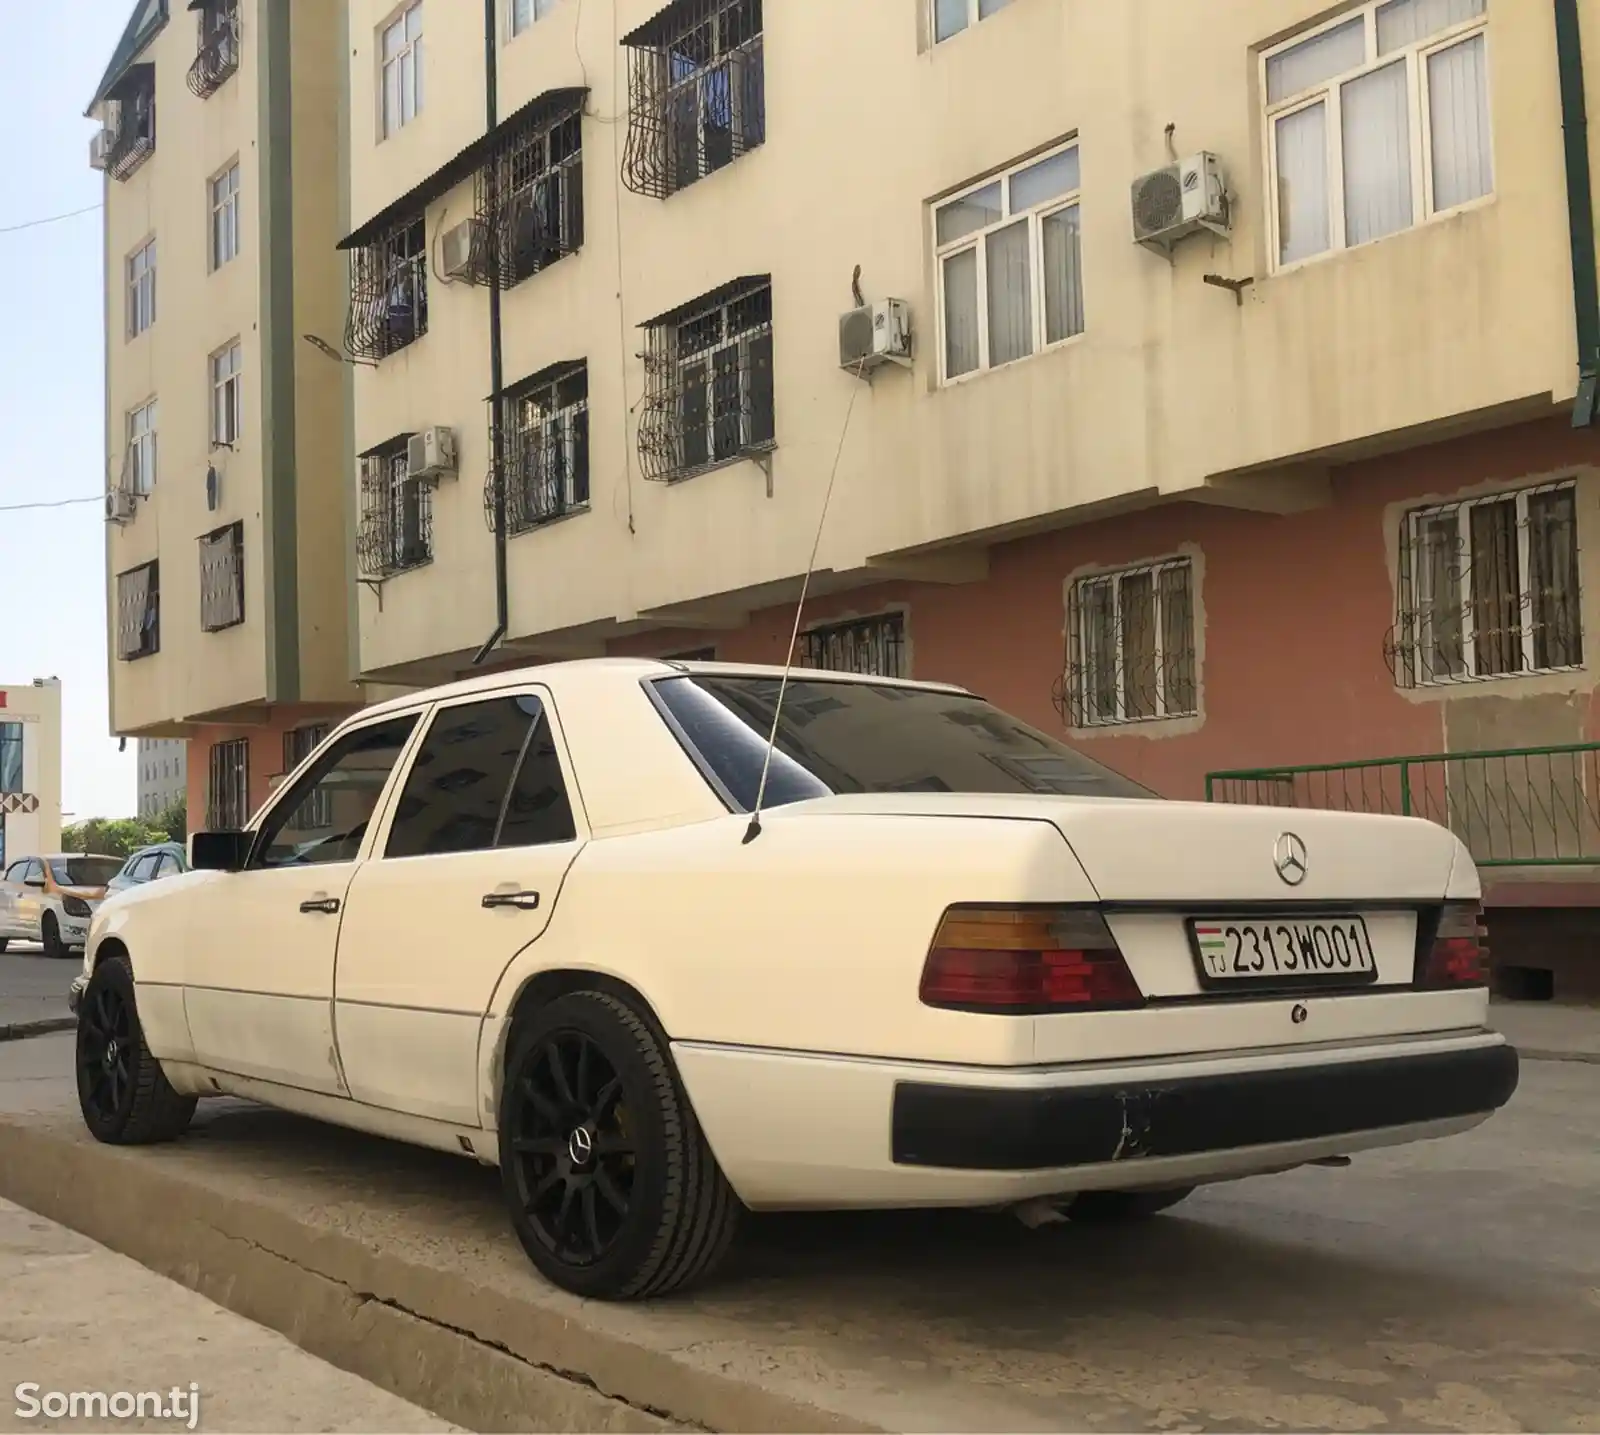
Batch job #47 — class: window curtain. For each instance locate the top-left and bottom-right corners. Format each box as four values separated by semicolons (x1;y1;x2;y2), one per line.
1158;564;1196;714
1376;0;1484;54
1080;582;1117;723
1342;61;1413;244
1042;204;1085;343
1429;33;1492;210
1528;488;1582;669
1470;499;1521;675
1119;571;1157;719
985;219;1033;365
1415;512;1465;680
942;249;980;376
1276;103;1331;263
1267;17;1365;102
934;0;968;42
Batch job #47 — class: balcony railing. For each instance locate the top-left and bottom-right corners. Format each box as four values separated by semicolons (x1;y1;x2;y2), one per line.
1206;744;1600;868
187;14;240;99
106;96;156;182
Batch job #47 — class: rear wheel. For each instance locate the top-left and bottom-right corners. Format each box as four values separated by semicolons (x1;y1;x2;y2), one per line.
41;913;65;959
1067;1187;1196;1223
498;990;741;1300
76;954;196;1144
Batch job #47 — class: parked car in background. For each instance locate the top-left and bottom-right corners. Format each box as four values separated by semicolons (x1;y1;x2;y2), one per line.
0;854;123;956
105;843;189;897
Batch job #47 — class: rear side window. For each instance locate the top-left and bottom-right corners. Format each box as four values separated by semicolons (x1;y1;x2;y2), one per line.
384;694;577;859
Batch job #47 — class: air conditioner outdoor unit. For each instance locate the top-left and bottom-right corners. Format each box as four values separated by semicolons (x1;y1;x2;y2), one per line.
105;490;137;524
440;218;485;283
838;298;913;374
1132;152;1229;254
89;130;111;171
407;426;457;481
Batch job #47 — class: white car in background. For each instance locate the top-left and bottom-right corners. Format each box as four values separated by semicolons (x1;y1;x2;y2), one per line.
0;854;122;956
71;659;1518;1300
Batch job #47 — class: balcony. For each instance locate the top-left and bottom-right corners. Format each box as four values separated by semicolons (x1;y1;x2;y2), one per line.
104;79;156;182
186;4;241;100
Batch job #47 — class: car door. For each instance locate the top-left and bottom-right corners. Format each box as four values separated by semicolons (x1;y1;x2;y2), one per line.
153;851;184;882
0;861;26;937
333;689;585;1126
16;860;45;939
181;712;421;1096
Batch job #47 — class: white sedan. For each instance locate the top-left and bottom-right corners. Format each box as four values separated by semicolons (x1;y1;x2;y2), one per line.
71;659;1518;1300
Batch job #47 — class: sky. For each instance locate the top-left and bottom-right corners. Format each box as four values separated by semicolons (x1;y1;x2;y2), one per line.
0;1;138;819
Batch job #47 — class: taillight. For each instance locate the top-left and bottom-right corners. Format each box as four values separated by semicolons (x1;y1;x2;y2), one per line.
919;906;1145;1013
1417;900;1489;988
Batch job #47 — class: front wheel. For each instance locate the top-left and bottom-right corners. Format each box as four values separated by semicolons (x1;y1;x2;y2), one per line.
1066;1186;1196;1223
498;991;741;1300
76;954;196;1144
41;913;65;959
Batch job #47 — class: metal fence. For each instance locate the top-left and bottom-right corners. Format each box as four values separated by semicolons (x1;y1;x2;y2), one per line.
1206;744;1600;867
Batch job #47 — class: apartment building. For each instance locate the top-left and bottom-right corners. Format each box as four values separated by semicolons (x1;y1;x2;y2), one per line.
136;737;187;818
0;680;63;867
91;0;363;830
339;0;1597;988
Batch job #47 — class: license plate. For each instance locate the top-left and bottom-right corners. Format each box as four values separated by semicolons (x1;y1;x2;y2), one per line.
1187;915;1379;989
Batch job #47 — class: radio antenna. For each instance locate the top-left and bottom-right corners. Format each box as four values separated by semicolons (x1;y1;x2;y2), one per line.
743;356;869;844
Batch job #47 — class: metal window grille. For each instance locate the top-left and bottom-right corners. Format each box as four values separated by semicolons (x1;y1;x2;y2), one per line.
358;442;433;578
115;561;160;661
798;612;907;678
1389;480;1583;688
1059;558;1197;727
485;362;590;535
283;724;332;829
106;69;156;181
207;739;249;830
345;218;429;361
621;0;765;199
187;0;240;98
470;100;584;289
638;277;774;482
199;521;245;632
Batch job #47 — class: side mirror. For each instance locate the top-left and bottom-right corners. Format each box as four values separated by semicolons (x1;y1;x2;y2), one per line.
23;878;45;889
190;830;251;872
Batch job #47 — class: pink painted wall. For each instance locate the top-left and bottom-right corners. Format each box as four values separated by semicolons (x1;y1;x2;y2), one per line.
184;703;361;830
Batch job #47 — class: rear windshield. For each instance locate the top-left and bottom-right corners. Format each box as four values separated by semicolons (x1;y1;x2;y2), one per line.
50;857;121;887
650;675;1154;812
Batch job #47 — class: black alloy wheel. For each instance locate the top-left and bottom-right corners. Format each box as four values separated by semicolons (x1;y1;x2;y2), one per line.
75;954;196;1144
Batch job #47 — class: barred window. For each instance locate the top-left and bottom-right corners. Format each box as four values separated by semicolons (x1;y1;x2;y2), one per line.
116;561;160;661
358;438;433;578
207;738;250;830
799;613;907;678
283;723;332;830
638;277;774;482
345;217;428;361
199;521;245;632
479;101;584;289
1394;481;1582;687
621;0;765;199
490;361;589;536
1065;558;1197;726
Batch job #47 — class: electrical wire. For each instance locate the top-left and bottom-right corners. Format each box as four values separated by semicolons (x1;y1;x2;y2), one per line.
0;202;102;236
0;495;103;513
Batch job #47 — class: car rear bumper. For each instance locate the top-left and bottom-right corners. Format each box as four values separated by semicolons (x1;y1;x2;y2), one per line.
890;1040;1519;1171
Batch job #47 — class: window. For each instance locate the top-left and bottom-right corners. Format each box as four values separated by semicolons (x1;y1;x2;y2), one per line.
210;341;242;448
188;0;240;99
384;695;576;858
126;239;156;338
511;0;558;36
252;715;418;867
500;362;589;533
344;218;428;360
210;163;240;269
357;438;432;577
799;613;908;679
1066;558;1197;727
936;142;1084;381
125;399;157;496
284;723;332;830
477;102;584;289
650;674;1153;814
0;724;21;794
620;0;764;199
1396;481;1582;686
199;521;245;632
933;0;1014;44
1264;0;1491;268
637;277;774;481
207;739;250;830
380;2;424;138
116;561;160;661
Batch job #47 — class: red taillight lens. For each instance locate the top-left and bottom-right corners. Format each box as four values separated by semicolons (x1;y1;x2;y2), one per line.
1417;901;1490;988
919;906;1145;1012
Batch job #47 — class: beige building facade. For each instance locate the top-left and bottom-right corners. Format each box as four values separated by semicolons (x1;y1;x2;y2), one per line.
0;680;63;866
92;0;363;828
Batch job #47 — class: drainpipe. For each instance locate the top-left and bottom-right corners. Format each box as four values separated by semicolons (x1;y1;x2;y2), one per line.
473;0;509;664
1555;0;1600;427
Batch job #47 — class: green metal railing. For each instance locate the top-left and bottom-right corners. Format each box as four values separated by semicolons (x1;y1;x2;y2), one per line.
1205;743;1600;868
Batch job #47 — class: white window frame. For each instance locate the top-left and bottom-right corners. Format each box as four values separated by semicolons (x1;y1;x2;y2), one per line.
509;0;557;38
1261;0;1493;274
933;139;1084;385
1071;556;1198;728
126;398;158;496
379;2;424;140
931;0;1015;46
210;161;241;269
210;340;243;449
126;238;156;338
1404;480;1583;686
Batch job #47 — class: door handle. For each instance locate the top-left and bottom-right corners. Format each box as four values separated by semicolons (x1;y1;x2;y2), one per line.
299;897;341;915
481;889;540;911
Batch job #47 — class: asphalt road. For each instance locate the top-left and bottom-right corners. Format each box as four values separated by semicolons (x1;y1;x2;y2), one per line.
0;944;75;1029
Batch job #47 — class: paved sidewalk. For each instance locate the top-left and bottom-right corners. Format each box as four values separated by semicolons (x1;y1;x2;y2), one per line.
1490;998;1600;1062
0;950;74;1036
0;1197;461;1433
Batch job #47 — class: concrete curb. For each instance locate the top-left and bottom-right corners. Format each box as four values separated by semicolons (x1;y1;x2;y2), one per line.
0;1118;881;1435
0;1017;75;1044
1518;1046;1600;1065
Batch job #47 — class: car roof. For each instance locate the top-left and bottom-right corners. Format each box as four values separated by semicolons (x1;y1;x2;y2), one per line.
44;853;120;863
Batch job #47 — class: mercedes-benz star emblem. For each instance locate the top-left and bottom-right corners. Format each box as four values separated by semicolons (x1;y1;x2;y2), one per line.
1273;832;1308;886
567;1127;593;1165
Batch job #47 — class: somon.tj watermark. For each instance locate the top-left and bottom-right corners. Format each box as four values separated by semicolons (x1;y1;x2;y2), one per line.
14;1383;200;1429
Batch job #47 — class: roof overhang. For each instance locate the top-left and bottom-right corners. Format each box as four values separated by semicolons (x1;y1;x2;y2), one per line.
85;0;168;117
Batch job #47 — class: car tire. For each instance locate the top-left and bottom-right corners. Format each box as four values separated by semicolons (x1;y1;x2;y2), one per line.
498;990;742;1301
1066;1186;1196;1223
41;914;65;959
75;954;196;1145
